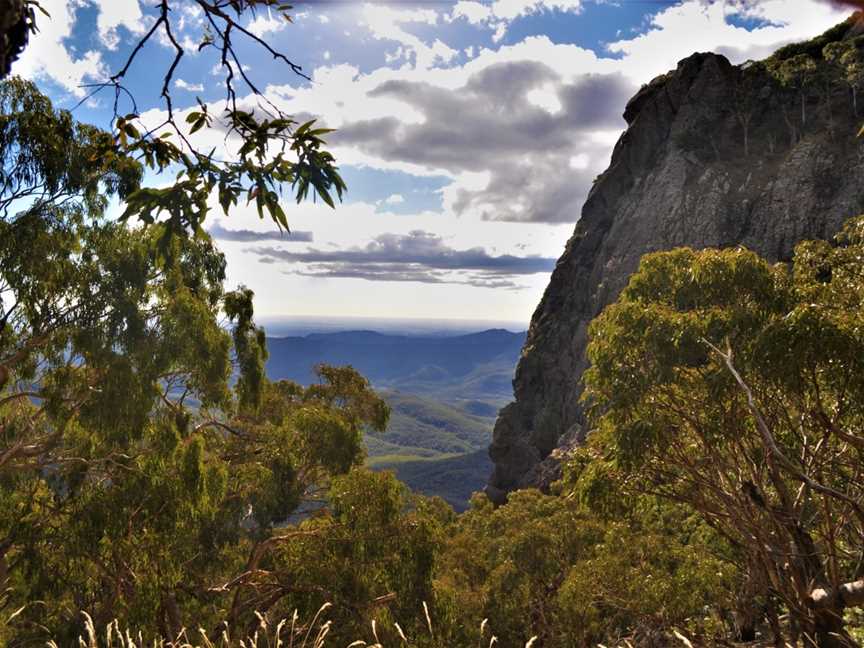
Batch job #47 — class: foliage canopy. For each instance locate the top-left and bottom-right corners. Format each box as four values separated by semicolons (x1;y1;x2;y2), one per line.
0;78;404;646
581;216;864;647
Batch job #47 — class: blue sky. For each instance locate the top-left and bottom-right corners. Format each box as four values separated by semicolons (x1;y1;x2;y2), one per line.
14;0;853;323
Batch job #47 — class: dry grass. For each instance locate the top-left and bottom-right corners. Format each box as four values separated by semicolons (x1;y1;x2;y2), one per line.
25;602;541;648
20;602;790;647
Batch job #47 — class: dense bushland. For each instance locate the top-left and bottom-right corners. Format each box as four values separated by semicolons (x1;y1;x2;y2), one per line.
6;17;864;647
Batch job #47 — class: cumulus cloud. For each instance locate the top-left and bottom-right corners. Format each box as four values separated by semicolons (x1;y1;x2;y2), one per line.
605;0;850;81
209;223;313;243
361;3;458;70
90;0;146;50
247;13;289;38
13;0;107;96
492;0;583;21
452;1;494;24
179;4;204;29
450;0;584;42
256;0;849;224
31;0;851;234
248;230;555;288
174;78;204;92
332;62;632;222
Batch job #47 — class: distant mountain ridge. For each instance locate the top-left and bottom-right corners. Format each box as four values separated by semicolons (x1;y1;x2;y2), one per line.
258;316;528;338
265;328;526;390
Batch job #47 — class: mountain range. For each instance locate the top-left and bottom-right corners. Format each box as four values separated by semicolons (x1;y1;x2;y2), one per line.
264;328;526;509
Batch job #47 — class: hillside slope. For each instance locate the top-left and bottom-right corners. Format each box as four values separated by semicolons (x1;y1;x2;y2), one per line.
368;450;491;512
366;393;495;510
487;18;864;502
262;330;519;508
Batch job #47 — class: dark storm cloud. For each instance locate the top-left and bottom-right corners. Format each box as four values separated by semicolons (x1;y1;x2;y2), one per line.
209;223;314;243
331;61;634;223
249;230;556;274
247;230;554;289
290;263;524;290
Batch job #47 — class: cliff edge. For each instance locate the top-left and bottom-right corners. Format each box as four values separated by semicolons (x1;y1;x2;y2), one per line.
487;18;864;503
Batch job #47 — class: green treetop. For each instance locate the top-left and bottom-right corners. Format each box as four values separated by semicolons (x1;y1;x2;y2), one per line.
0;78;396;644
581;216;864;647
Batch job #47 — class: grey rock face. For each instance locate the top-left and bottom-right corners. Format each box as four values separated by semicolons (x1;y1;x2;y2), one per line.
487;48;864;504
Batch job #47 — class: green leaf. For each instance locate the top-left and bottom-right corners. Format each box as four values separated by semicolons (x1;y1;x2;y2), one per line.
189;118;207;135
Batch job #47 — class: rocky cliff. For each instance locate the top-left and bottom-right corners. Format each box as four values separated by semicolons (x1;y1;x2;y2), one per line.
487;17;864;504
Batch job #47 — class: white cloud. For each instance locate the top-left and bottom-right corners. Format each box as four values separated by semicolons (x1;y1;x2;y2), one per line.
253;0;852;225
491;0;583;22
606;0;849;81
384;194;405;204
361;3;458;70
102;0;854;317
180;4;204;27
452;1;492;24
218;197;562;318
175;78;204;92
90;0;146;50
210;60;251;77
112;2;860;225
319;14;331;24
247;13;289;38
451;0;584;43
13;0;106;96
526;84;562;113
568;153;589;170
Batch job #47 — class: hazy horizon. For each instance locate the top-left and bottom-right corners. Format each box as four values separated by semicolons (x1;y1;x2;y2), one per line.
258;314;529;337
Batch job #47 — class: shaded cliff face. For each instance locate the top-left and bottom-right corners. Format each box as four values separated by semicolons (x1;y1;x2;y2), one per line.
487;31;864;503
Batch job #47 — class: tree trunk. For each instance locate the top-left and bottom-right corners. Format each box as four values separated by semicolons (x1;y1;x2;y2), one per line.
782;105;798;146
805;581;864;647
733;569;762;642
733;606;758;641
811;607;849;648
762;595;785;648
802;92;807;127
0;0;29;78
160;591;183;642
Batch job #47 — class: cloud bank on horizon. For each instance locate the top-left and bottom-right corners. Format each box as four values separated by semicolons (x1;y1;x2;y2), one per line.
13;0;853;321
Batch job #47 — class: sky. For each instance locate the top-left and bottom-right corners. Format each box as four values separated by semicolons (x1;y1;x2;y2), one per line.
12;0;855;324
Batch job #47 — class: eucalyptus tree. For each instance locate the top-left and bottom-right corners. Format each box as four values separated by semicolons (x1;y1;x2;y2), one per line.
0;78;391;644
733;62;763;157
7;0;345;237
768;53;818;144
581;218;864;647
824;38;864;117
